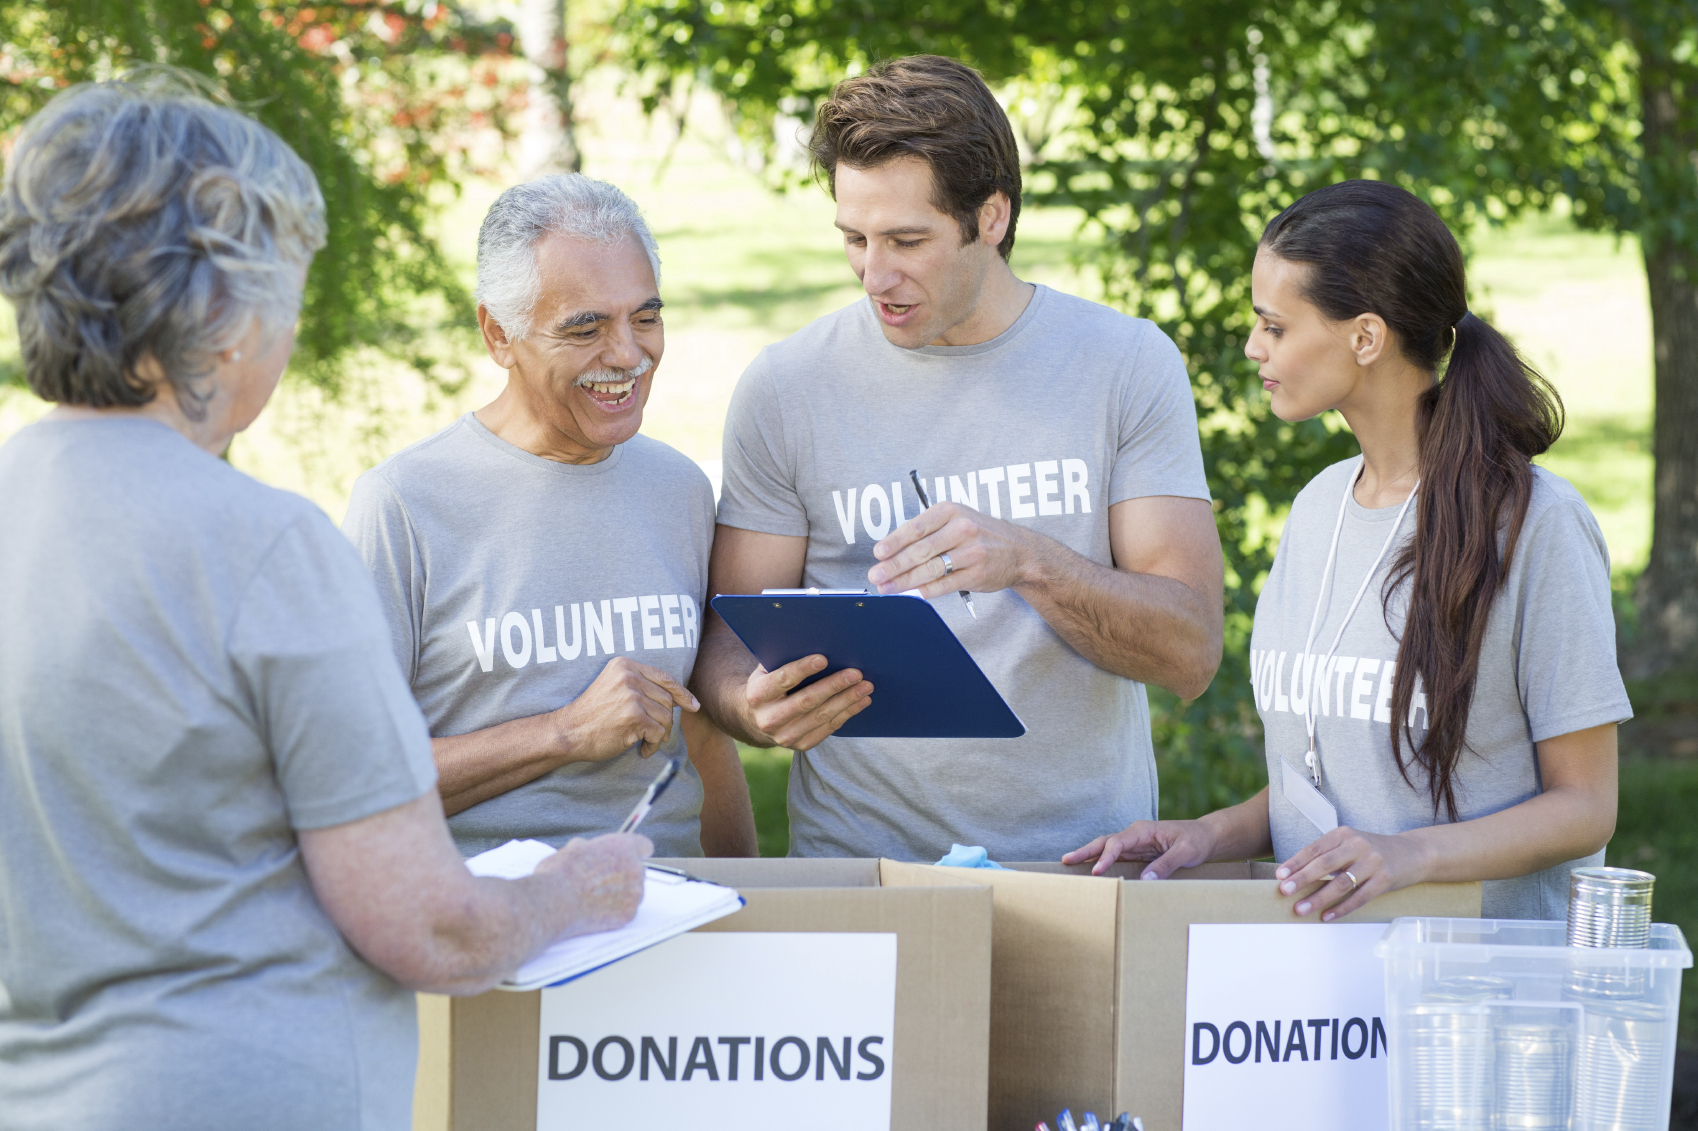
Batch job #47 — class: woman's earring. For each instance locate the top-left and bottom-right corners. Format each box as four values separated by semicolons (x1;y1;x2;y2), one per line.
230;351;242;362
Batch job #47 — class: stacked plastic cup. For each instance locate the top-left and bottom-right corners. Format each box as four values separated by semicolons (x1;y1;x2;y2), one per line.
1492;1013;1571;1130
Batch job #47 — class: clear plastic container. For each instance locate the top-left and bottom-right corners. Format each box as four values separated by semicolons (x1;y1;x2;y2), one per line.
1375;918;1691;1131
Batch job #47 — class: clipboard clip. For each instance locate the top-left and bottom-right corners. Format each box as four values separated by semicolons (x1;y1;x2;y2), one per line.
645;862;710;884
760;588;869;595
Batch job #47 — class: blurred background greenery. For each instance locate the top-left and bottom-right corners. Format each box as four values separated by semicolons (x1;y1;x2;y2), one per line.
3;0;1695;1047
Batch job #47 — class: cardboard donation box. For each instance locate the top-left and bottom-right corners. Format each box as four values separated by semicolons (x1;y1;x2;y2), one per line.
882;860;1482;1131
413;858;993;1131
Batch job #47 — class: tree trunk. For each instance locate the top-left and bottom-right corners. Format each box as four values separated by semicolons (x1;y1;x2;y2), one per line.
514;0;579;176
1629;48;1698;680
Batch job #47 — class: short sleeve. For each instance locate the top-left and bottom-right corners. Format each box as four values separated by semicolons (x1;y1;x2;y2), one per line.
1511;491;1634;743
1107;326;1211;506
229;515;438;830
715;354;810;537
341;469;423;683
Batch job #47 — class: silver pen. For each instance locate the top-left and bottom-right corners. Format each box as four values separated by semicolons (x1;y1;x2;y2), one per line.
618;756;683;834
908;469;976;618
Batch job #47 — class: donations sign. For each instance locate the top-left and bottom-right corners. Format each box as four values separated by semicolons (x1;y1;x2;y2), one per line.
1182;923;1389;1131
536;932;897;1130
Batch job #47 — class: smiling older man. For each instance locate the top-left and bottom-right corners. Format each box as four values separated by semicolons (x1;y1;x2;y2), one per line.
343;175;755;859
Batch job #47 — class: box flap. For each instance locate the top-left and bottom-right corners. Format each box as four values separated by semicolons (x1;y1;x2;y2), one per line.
650;856;880;888
883;860;1122;1128
1000;860;1260;881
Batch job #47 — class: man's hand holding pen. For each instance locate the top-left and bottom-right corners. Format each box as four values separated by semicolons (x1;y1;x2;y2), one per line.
868;499;1048;603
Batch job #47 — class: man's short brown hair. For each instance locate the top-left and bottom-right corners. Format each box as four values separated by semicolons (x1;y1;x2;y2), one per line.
809;55;1022;260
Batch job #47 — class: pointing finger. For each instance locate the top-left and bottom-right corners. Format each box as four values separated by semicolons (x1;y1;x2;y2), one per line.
633;665;701;712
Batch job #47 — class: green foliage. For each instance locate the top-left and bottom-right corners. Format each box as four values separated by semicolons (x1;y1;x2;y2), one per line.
0;0;530;393
1611;758;1698;1043
738;744;793;857
612;0;1688;818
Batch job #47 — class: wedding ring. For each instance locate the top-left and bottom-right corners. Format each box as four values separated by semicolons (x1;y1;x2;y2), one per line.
940;552;955;576
1344;870;1359;889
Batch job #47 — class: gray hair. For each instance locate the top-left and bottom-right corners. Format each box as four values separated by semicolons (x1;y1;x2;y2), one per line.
475;174;660;341
0;69;326;416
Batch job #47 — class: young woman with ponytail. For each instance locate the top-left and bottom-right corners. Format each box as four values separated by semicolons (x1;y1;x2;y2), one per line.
1066;180;1630;921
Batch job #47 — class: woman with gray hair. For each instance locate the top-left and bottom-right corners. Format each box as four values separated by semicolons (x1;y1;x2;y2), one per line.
0;74;650;1130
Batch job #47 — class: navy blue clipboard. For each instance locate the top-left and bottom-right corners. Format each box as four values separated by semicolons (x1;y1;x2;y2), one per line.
710;593;1026;739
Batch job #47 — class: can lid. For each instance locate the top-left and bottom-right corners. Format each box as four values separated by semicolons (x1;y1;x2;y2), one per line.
1571;866;1656;893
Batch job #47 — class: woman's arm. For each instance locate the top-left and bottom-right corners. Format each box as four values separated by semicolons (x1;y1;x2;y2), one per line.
1063;787;1275;877
684;709;758;857
1275;722;1618;920
299;791;651;995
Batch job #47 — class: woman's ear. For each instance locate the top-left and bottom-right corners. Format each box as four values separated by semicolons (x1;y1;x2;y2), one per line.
1351;313;1391;367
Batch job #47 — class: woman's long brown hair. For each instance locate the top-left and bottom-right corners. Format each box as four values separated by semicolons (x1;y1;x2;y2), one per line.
1261;181;1564;820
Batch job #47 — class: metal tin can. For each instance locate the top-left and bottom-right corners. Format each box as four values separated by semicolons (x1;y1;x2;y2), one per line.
1567;868;1654;950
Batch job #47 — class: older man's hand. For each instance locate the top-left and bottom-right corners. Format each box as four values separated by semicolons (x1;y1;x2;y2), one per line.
534;832;652;939
554;656;699;761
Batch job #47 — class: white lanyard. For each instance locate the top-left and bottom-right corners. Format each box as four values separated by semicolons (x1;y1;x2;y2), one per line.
1298;457;1419;787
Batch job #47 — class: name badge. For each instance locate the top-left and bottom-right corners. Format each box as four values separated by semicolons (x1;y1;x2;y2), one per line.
1281;757;1339;834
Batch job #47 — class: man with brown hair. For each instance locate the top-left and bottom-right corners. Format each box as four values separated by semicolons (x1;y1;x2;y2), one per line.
697;54;1225;860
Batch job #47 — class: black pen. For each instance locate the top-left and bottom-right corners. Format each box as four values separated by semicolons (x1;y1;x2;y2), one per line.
908;470;976;619
618;756;683;834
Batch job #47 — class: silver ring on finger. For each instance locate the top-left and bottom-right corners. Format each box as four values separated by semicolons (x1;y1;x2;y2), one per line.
940;552;955;576
1343;870;1359;889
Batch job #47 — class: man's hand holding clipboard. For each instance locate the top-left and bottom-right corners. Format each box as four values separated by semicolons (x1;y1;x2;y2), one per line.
736;643;876;751
708;592;1023;740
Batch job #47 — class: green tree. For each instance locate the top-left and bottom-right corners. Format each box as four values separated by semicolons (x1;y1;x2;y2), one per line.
1337;0;1696;683
0;0;532;393
612;0;1692;815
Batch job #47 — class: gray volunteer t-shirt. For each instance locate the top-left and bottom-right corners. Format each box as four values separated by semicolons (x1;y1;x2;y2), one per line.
717;286;1210;861
0;418;438;1131
1251;458;1632;919
344;414;715;858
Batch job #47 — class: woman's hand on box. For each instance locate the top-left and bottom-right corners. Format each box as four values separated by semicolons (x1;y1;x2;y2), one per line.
1276;826;1428;921
1063;819;1217;879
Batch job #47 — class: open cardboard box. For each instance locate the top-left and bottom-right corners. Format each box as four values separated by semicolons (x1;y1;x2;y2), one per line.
881;859;1482;1131
413;858;993;1131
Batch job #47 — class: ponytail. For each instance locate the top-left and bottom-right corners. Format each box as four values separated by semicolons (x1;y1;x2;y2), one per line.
1386;313;1563;820
1261;181;1564;820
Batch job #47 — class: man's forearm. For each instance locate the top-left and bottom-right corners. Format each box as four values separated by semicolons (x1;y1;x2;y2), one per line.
1015;533;1222;699
693;748;758;857
684;708;759;857
691;619;769;746
433;714;565;817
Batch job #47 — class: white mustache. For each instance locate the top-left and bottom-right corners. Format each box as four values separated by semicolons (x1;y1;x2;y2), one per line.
573;354;654;387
